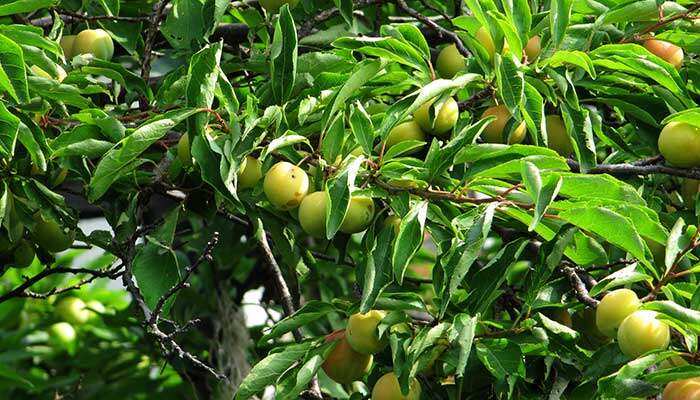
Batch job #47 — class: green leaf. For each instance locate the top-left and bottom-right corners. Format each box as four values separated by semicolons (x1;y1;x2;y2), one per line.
132;241;180;311
549;0;573;50
0;0;56;16
325;156;364;239
0;101;19;157
452;313;478;377
322;59;383;132
476;339;526;380
495;53;524;114
360;226;395;313
260;301;336;343
602;0;685;24
521;162;562;231
270;4;297;104
392;200;428;284
349;102;375;156
186;42;223;138
542;50;596;78
0;33;28;103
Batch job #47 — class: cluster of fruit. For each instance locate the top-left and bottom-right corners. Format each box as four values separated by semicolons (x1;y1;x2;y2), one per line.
47;297;105;353
321;310;421;400
0;214;75;268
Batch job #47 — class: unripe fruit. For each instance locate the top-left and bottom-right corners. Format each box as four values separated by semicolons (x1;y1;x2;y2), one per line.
30;65;67;82
299;191;327;237
371;372;421;400
475;27;496;60
595;289;641;337
413;97;459;137
617;310;670;358
73;29;114;61
385;121;426;152
645;39;684;69
524;36;541;61
435;44;466;78
346;310;387;354
48;322;76;351
238;156;262;189
60;35;77;59
340;196;375;234
258;0;299;13
322;330;373;384
11;240;35;268
506;261;529;287
177;133;191;166
545;115;573;156
480;105;527;144
658;122;700;168
55;297;90;325
33;215;74;253
85;300;106;320
681;179;700;207
384;215;401;235
663;377;700;400
263;161;309;210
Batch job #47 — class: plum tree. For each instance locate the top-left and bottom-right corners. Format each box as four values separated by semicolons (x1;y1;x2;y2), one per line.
11;240;35;268
298;191;327;237
56;297;90;325
385;121;426;151
32;214;74;253
663;377;700;400
73;29;114;61
263;161;309;210
413;97;459;137
238;156;262;189
346;310;387;354
321;330;373;384
480;105;527;144
371;372;421;400
524;36;541;61
617;310;670;358
645;39;684;69
48;322;76;352
60;35;76;59
340;196;375;234
475;27;495;59
595;289;641;337
658;122;700;167
258;0;299;13
545;115;573;155
435;44;465;78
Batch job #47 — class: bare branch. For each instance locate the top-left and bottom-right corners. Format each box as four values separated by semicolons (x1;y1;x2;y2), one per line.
568;157;700;180
395;0;470;58
560;265;600;307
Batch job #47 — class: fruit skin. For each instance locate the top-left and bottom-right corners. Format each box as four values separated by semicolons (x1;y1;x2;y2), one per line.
475;27;496;60
48;322;76;352
258;0;299;13
322;330;373;384
340;196;375;234
506;261;529;287
645;39;684;69
299;191;327;237
238;156;262;189
545;115;573;156
85;300;106;320
178;133;191;166
385;121;426;152
263;161;309;210
681;178;700;207
435;44;466;78
413;97;459;137
524;36;541;61
60;35;77;59
33;215;74;253
617;310;670;358
55;297;90;325
346;310;387;354
595;288;641;337
371;372;421;400
11;240;35;268
480;105;527;144
663;377;700;400
658;122;700;168
73;29;114;61
572;308;610;350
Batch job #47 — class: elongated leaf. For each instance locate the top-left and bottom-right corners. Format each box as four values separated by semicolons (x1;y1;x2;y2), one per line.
392;200;428;284
325;156;364;239
271;4;297;104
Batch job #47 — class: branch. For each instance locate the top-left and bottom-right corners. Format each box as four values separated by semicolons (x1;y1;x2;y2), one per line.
568;157;700;180
620;2;700;43
458;86;494;111
30;11;148;27
141;0;172;84
560;265;600;307
298;0;384;38
395;0;470;58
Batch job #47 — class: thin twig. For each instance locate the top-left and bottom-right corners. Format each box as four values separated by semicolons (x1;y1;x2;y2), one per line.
568;158;700;180
560;265;600;307
395;0;471;58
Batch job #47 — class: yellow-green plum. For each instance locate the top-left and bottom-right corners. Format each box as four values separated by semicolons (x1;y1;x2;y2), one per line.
340;196;375;234
48;322;76;351
435;44;466;78
371;372;421;400
73;29;114;61
85;300;106;321
263;161;309;210
385;121;426;152
322;330;373;384
178;133;191;166
11;240;35;268
663;377;700;400
681;179;700;207
617;310;670;358
346;310;387;354
413;97;459;137
475;27;495;60
238;156;262;189
645;39;684;69
299;191;327;237
658;122;700;168
258;0;299;13
33;214;74;253
56;297;90;325
545;115;573;156
595;288;641;337
60;35;77;59
480;105;527;144
506;261;530;287
524;36;541;61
